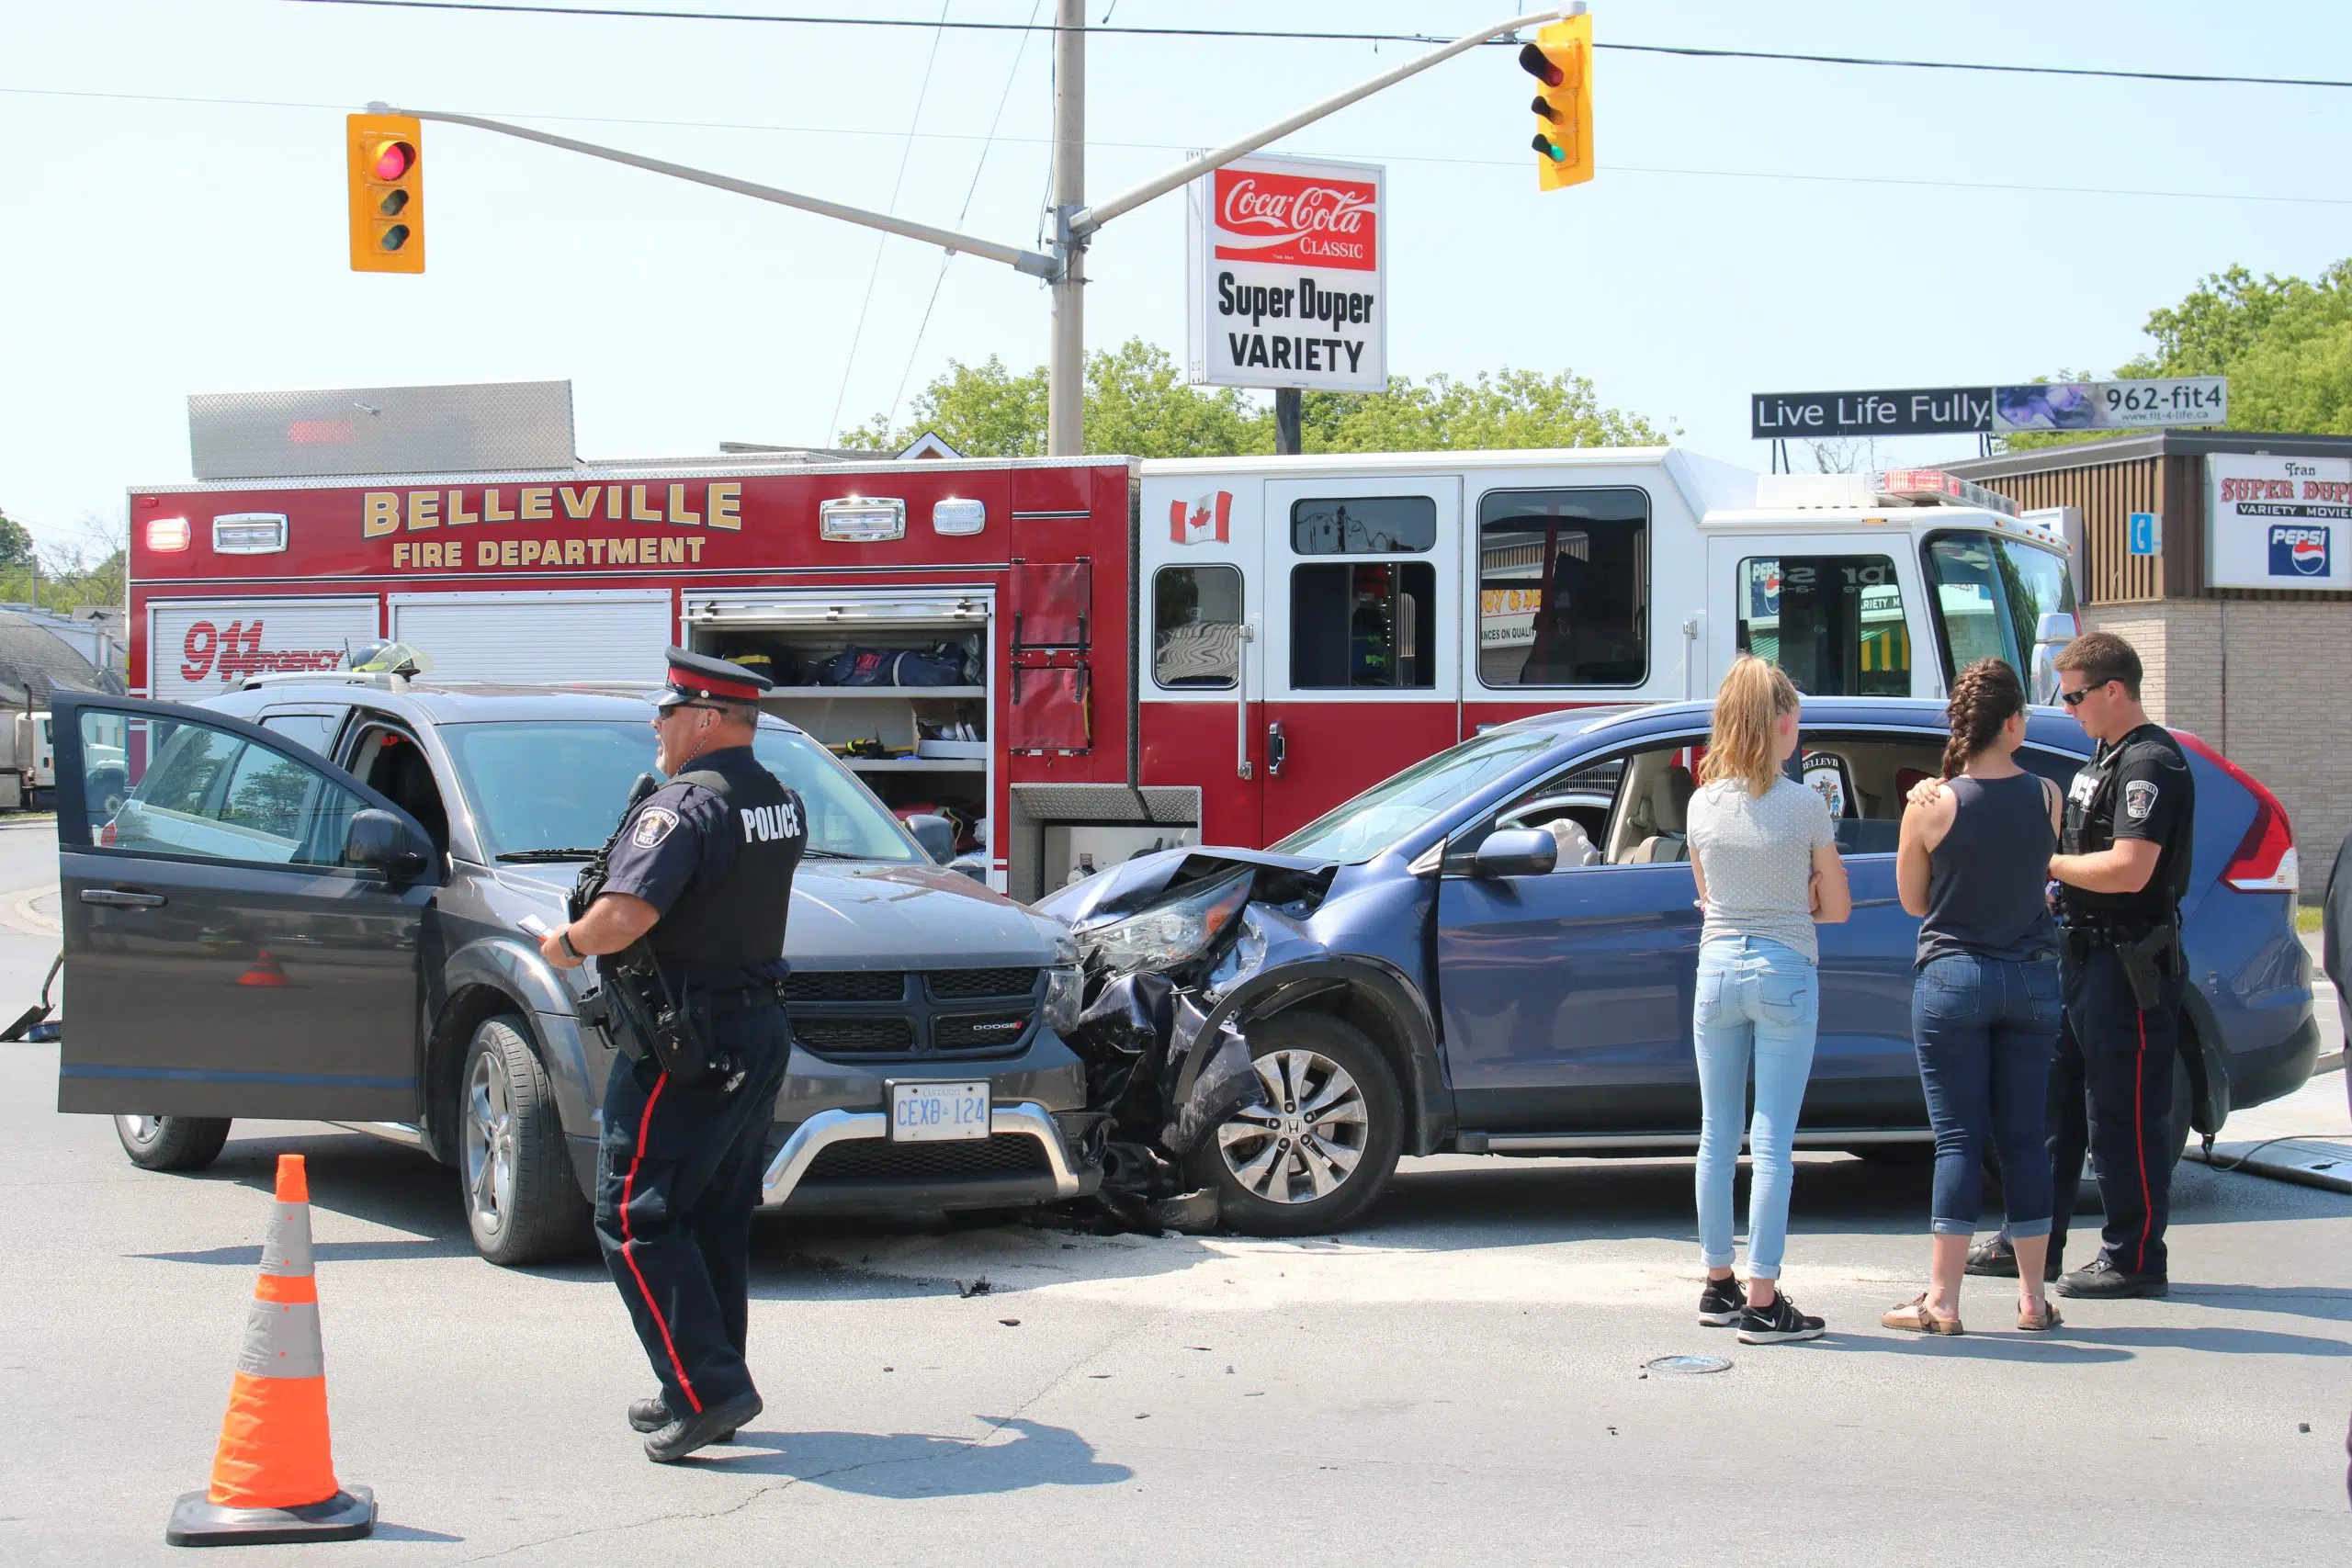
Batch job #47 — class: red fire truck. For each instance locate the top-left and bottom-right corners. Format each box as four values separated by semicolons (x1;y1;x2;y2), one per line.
129;383;2078;901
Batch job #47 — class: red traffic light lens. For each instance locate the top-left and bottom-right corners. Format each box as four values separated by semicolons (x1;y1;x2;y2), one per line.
379;223;412;252
370;140;416;181
1519;42;1564;87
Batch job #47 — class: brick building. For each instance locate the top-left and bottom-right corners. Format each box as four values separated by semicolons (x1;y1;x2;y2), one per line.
1951;431;2352;897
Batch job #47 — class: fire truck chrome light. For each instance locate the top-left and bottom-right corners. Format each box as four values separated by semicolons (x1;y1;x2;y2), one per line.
211;514;289;554
820;497;906;542
932;498;986;536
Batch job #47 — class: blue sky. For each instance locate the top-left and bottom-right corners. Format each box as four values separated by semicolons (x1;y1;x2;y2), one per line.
3;1;2349;545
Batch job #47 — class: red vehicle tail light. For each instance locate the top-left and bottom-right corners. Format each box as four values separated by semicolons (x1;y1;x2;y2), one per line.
2175;730;2299;892
98;821;117;848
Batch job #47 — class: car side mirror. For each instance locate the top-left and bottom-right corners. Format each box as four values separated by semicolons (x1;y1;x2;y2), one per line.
1470;827;1558;880
904;813;956;864
2034;610;2079;646
345;807;428;880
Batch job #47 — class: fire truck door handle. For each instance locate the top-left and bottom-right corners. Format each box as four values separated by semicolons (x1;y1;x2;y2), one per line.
1235;622;1257;781
1266;720;1287;779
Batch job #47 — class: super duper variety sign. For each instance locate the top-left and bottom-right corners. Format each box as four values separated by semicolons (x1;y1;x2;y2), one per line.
2206;455;2352;590
1187;153;1386;394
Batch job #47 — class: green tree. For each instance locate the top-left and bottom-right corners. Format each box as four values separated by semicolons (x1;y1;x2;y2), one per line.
844;339;1666;457
0;511;33;570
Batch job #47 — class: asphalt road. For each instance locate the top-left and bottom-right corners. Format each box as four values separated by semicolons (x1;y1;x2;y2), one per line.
1;819;2346;1565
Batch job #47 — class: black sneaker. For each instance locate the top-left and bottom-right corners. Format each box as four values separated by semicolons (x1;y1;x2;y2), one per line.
1699;1276;1746;1326
628;1396;742;1441
1964;1240;2062;1282
1737;1291;1826;1344
2055;1257;2168;1300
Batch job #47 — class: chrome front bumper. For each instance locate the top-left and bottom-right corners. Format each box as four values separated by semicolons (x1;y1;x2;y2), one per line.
758;1101;1087;1208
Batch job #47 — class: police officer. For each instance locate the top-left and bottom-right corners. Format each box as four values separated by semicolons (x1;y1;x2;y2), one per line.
540;648;808;1461
1962;631;2194;1300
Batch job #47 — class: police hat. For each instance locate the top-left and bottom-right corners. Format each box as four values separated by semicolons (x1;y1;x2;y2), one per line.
655;646;775;709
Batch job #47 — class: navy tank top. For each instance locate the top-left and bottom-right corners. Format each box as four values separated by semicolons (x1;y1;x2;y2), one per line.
1917;773;2060;967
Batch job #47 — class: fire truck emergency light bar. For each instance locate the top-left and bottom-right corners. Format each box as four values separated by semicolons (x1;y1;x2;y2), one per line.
820;497;907;543
1874;469;2020;517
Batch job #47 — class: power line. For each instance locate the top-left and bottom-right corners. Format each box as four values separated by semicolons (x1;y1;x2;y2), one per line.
6;82;2348;209
279;0;2352;90
826;0;955;444
886;0;1045;436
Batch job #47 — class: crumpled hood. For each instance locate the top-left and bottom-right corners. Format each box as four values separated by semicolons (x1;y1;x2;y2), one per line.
1035;846;1335;931
496;861;1066;969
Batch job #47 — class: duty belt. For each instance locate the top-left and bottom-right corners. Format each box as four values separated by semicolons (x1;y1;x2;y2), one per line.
692;978;790;1021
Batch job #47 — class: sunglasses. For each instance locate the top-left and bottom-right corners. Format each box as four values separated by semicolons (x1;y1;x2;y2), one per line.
2057;682;2108;707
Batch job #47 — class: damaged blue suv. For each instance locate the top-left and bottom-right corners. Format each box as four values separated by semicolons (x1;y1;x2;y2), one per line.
1041;697;2320;1236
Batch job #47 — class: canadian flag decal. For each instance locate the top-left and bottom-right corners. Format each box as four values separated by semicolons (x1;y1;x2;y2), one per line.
1170;491;1233;546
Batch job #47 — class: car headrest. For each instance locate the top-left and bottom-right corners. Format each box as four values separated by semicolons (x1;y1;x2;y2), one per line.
1895;767;1932;798
1652;764;1696;834
1535;816;1602;868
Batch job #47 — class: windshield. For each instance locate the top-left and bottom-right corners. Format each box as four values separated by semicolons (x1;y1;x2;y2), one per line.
441;721;922;863
1923;531;2075;699
1270;727;1562;863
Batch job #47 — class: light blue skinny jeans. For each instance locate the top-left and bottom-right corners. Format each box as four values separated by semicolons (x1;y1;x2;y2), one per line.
1693;933;1820;1280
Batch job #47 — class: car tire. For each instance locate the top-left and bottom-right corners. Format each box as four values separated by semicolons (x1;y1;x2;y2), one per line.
459;1016;591;1267
115;1113;231;1171
1191;1010;1404;1238
90;769;128;819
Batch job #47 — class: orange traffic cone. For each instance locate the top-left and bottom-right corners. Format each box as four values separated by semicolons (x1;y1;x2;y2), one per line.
166;1155;374;1547
236;952;291;987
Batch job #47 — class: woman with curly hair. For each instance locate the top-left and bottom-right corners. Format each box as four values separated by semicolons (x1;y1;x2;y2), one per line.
1886;657;2066;1335
1687;656;1850;1345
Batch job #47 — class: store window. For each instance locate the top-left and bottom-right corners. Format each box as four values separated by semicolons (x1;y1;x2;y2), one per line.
1736;554;1910;697
1290;495;1437;555
1152;565;1244;689
1476;487;1649;686
1291;562;1436;689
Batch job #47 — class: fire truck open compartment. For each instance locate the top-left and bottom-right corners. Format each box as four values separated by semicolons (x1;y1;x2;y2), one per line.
683;588;997;873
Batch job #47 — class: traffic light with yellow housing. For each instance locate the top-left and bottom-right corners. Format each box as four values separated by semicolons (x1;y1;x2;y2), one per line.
1521;6;1592;191
346;113;424;273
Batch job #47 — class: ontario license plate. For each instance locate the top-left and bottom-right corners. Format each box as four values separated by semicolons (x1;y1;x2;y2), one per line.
888;1081;990;1142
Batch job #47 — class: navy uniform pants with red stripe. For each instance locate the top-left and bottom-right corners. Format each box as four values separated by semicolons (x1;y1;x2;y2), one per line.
594;1008;792;1416
2044;944;2181;1278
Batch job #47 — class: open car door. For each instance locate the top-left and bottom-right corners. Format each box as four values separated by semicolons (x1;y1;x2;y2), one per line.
51;693;441;1122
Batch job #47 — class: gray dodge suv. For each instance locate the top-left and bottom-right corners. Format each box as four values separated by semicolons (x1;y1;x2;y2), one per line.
47;679;1102;1264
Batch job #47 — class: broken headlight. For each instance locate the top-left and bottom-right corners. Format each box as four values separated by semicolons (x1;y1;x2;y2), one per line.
1041;964;1083;1034
1077;870;1253;976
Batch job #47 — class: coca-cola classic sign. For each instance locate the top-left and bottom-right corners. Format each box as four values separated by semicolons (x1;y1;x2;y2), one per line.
1188;152;1385;394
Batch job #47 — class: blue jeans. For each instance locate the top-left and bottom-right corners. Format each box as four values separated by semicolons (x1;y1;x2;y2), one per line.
1693;935;1819;1280
1912;952;2062;1238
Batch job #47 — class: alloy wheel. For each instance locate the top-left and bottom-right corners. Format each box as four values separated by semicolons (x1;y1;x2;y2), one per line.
118;1114;164;1146
463;1050;516;1237
1215;1048;1369;1204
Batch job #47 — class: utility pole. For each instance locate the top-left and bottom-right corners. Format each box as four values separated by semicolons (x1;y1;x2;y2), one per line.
1047;0;1087;457
1274;389;1303;456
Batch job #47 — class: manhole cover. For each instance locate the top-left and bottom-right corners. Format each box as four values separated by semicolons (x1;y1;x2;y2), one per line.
1644;1355;1732;1374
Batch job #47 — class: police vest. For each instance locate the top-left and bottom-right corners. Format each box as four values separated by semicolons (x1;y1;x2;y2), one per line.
646;750;805;981
2059;723;2193;931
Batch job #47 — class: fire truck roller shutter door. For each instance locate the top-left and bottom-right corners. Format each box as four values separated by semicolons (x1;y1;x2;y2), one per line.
148;599;382;703
387;592;673;684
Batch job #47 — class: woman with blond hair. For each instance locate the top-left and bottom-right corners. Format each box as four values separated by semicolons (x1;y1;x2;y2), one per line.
1884;657;2065;1335
1687;656;1850;1344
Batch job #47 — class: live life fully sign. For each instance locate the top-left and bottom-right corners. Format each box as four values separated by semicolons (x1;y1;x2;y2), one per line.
1186;153;1387;394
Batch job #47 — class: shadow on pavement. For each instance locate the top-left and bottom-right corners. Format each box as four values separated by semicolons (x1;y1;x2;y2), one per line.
1817;1336;2134;1364
704;1416;1132;1497
2165;1282;2352;1324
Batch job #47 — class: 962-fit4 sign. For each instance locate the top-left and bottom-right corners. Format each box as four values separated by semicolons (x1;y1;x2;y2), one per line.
1187;153;1386;394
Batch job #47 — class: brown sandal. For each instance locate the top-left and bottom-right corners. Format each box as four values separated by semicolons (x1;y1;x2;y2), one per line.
2017;1300;2063;1332
1882;1292;1965;1335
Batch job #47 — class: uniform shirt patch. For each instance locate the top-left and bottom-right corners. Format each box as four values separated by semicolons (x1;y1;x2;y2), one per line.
2123;780;2158;821
631;807;681;848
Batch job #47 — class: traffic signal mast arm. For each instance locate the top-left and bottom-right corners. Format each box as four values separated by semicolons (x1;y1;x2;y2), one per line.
1069;6;1576;239
376;104;1060;278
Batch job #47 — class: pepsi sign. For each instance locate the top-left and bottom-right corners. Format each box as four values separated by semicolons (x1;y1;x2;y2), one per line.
2268;525;2331;577
2207;454;2352;589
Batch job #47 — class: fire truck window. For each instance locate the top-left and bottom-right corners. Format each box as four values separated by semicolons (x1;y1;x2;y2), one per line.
1290;496;1436;555
1735;555;1910;698
1154;565;1243;689
1290;562;1436;690
1476;487;1648;687
1923;533;2027;686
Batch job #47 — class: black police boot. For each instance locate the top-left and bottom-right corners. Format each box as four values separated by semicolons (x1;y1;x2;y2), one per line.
1964;1239;2061;1282
2055;1257;2168;1300
645;1391;763;1463
630;1395;742;1441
